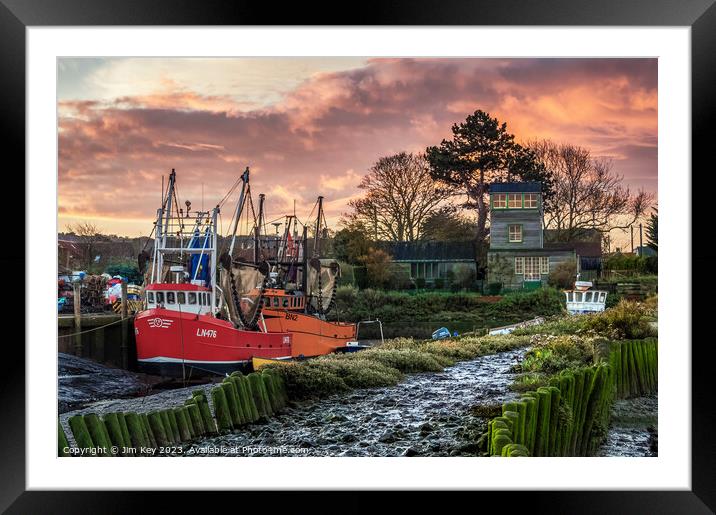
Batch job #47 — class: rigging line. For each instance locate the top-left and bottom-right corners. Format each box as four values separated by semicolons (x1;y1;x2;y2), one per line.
57;315;135;337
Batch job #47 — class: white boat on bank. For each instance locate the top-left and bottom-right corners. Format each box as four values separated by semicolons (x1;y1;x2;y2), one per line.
564;280;607;315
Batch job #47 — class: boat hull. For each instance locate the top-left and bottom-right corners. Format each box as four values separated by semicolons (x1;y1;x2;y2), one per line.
134;308;292;377
261;309;357;358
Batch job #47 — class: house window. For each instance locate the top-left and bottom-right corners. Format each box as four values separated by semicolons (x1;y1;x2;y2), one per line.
524;193;539;208
508;193;522;208
515;257;525;274
524;257;541;281
493;193;507;208
540;256;550;274
147;292;154;304
508;224;523;242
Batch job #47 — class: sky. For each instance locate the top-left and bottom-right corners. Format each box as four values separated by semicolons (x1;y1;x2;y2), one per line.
58;57;657;244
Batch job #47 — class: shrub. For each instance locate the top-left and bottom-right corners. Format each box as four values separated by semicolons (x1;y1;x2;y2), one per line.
415;277;426;289
452;263;477;289
487;282;502;295
434;278;445;289
548;261;577;289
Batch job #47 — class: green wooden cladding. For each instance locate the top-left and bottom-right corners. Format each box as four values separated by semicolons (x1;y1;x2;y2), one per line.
488;339;657;457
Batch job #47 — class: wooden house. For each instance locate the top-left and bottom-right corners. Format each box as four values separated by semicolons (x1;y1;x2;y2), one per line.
486;182;576;290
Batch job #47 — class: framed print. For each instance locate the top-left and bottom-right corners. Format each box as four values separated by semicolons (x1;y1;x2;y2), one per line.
3;0;713;512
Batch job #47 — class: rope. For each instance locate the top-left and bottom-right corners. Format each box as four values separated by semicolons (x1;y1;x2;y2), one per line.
58;315;135;338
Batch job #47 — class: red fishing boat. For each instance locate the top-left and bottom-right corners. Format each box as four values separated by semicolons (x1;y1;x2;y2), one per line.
134;169;292;377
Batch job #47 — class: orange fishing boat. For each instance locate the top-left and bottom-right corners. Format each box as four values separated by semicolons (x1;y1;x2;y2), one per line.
261;287;357;357
254;196;360;358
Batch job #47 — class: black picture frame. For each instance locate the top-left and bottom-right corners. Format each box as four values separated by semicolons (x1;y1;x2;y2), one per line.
3;0;712;512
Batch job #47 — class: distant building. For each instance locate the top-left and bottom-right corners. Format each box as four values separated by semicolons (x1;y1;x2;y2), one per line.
486;182;577;290
635;245;657;257
379;241;476;284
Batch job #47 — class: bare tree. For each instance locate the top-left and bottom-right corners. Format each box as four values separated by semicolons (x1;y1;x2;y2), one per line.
343;152;450;241
65;222;105;269
530;140;653;241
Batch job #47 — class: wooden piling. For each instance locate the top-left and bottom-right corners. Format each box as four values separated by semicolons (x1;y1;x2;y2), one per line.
73;281;82;356
120;280;129;370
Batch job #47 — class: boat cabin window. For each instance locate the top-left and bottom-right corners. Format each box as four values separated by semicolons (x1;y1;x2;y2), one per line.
273;297;279;307
188;292;197;304
283;298;289;308
167;292;176;304
177;292;186;304
574;292;583;302
566;292;573;302
156;292;164;304
585;292;593;302
147;292;155;304
599;292;606;302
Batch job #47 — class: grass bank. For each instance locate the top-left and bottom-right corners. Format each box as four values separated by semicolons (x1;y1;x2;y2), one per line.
267;333;532;400
509;298;657;392
330;287;564;331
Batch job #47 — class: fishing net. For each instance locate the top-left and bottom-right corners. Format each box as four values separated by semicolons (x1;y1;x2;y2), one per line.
306;258;340;315
219;253;268;329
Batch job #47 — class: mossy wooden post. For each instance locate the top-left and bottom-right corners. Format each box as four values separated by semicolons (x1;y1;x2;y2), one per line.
247;373;270;419
173;408;192;442
68;415;95;454
116;412;131;448
166;409;181;442
240;375;260;422
502;410;520;447
102;413;127;454
262;372;283;411
628;341;639;397
492;434;512;456
575;367;595;456
264;369;287;406
185;401;205;436
195;395;218;434
228;376;250;423
620;341;630;397
58;421;70;457
547;386;561;456
519;396;537;455
580;365;608;456
569;369;585;454
181;407;195;437
125;413;149;451
141;413;157;449
211;386;233;432
220;381;243;427
148;412;170;447
83;413;112;456
534;387;551;457
557;372;574;456
159;411;176;444
258;374;274;417
502;402;522;444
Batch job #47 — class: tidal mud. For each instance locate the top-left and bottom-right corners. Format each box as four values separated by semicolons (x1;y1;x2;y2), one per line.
184;349;526;457
598;395;658;457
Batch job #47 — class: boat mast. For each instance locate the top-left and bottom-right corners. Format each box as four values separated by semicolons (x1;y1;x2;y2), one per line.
255;193;265;264
313;195;324;258
228;167;250;257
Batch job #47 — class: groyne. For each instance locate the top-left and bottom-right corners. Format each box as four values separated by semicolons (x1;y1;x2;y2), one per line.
59;369;288;456
487;338;658;457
